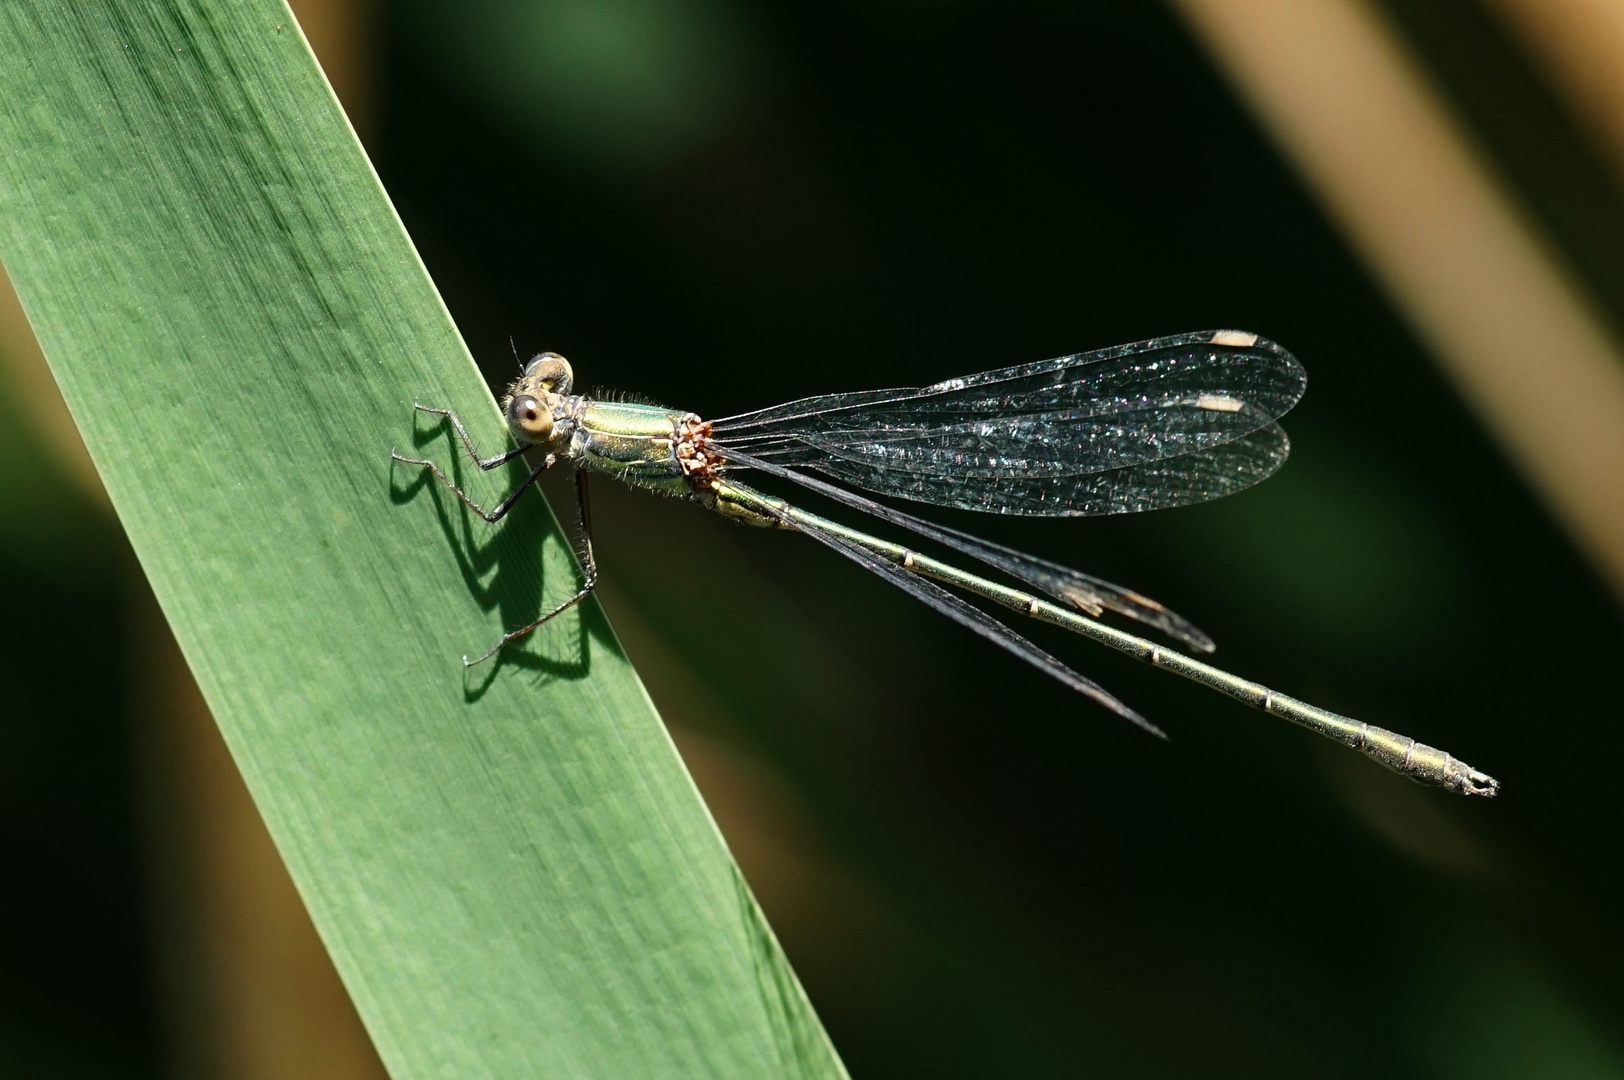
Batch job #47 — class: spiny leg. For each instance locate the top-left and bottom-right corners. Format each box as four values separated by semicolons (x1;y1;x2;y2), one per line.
413;403;530;471
391;404;552;522
464;469;600;666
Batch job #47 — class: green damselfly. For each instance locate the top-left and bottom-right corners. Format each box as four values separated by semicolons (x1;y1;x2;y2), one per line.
393;330;1499;796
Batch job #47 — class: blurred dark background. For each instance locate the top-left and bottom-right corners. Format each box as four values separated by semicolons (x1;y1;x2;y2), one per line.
5;0;1624;1077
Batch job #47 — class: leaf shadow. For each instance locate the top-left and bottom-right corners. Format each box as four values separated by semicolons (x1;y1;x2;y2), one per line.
389;411;622;702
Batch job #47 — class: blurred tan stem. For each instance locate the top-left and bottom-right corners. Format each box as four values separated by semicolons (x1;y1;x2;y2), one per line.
0;262;105;505
1170;0;1624;604
285;0;374;143
1485;0;1624;191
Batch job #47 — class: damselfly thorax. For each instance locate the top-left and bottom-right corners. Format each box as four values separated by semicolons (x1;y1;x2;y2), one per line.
499;357;782;526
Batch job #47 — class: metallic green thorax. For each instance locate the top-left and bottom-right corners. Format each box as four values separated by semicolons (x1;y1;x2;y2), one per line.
557;401;783;527
502;354;781;524
566;401;695;497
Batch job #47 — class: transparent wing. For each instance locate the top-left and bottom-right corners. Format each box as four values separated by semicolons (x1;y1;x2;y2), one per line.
798;423;1291;516
715;421;1289;519
711;331;1304;481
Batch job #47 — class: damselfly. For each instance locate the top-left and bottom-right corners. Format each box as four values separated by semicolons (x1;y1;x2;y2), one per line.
393;330;1499;796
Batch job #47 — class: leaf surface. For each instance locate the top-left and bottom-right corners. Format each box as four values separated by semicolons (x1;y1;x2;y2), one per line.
0;3;844;1077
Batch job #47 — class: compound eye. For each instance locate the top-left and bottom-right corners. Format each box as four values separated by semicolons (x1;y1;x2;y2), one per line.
524;352;574;394
507;393;554;441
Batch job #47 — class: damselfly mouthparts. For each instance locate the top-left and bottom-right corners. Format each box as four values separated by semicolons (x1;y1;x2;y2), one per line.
392;330;1499;797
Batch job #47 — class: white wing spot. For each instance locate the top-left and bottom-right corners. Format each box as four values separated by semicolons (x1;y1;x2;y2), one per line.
1210;330;1259;347
1193;394;1244;412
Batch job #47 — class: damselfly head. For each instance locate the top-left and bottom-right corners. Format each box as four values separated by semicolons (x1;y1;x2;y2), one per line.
502;352;574;446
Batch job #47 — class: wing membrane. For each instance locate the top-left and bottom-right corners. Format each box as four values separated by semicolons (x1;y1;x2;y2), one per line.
713;422;1290;518
712;331;1304;482
800;423;1291;516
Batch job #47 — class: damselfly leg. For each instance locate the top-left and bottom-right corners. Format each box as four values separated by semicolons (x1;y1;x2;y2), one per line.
462;470;599;666
391;405;599;664
391;403;553;522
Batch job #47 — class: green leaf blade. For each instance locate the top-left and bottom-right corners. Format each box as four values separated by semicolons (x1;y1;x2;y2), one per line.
0;2;845;1077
